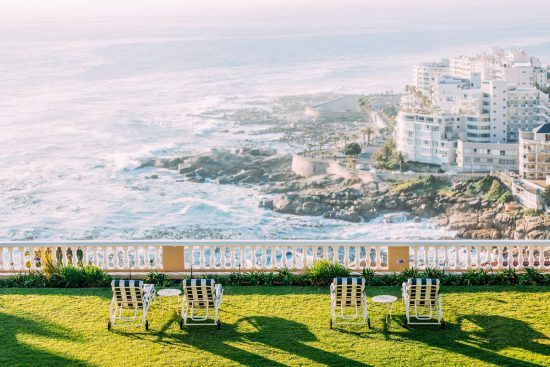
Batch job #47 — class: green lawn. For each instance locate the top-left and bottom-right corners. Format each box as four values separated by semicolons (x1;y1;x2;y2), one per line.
0;286;549;367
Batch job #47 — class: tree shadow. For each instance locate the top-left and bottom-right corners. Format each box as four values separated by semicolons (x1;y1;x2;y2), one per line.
0;312;93;367
392;314;548;367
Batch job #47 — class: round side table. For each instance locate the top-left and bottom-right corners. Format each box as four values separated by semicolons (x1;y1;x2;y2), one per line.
372;295;398;325
157;288;182;314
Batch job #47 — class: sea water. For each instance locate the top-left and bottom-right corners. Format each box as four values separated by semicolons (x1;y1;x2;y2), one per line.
1;1;549;240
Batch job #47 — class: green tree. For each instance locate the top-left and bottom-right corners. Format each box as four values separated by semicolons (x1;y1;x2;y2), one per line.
343;142;362;157
394;151;408;172
331;136;339;152
373;140;396;170
358;97;372;112
343;142;361;169
362;127;374;146
543;185;550;207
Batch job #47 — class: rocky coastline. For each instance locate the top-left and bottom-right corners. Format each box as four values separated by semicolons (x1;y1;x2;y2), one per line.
147;148;549;240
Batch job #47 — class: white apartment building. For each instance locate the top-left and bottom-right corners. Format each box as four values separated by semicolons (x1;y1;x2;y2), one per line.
396;47;550;170
450;47;541;87
413;59;450;97
394;110;457;165
456;141;518;172
519;123;550;181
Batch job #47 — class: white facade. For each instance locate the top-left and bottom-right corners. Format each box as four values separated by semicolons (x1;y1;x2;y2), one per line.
456;140;518;172
519;124;550;181
394;111;457;165
413;59;450;98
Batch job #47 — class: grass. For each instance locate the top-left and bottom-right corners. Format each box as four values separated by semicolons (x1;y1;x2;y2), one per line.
0;286;549;367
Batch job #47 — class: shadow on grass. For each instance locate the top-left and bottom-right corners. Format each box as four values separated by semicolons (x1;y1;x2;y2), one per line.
122;315;370;367
0;287;111;299
392;314;548;367
0;312;93;367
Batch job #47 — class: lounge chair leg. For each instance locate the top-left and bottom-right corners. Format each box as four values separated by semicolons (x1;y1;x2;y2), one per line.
145;320;149;331
440;320;445;329
367;318;371;329
217;320;221;330
179;319;184;330
403;316;408;328
107;321;112;331
329;319;333;329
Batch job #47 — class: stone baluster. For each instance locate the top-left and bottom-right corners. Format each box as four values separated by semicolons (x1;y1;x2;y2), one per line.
517;246;524;269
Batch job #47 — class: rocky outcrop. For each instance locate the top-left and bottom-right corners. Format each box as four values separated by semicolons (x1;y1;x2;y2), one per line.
269;175;549;239
148;148;548;239
149;148;298;185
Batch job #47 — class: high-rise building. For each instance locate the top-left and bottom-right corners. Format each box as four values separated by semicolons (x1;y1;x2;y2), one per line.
412;59;450;98
395;47;550;171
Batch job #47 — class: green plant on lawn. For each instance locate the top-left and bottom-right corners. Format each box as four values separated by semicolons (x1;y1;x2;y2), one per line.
305;260;350;286
145;271;169;286
82;264;112;287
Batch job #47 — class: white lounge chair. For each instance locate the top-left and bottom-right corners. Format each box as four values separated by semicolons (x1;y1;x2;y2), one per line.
180;279;223;329
330;277;370;329
108;280;152;330
402;278;444;328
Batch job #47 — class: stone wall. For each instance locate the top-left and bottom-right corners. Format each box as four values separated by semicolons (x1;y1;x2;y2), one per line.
291;154;331;177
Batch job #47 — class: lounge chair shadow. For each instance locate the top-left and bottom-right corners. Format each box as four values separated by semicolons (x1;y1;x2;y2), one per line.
390;314;548;367
0;312;93;366
134;315;371;367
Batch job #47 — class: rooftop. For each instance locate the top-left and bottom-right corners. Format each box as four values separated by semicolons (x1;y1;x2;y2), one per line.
534;123;550;134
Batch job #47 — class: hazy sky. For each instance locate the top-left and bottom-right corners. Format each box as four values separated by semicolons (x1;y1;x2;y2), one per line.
2;0;550;20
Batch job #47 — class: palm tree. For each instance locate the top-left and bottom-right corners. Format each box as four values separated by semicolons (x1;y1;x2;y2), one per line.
362;127;374;146
395;151;408;172
331;137;339;152
350;133;358;143
358;97;372;113
379;127;387;139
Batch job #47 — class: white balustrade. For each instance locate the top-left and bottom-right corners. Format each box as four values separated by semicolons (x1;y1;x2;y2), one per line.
0;240;548;274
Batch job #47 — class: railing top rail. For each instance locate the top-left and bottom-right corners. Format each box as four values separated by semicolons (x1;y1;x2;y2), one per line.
0;239;549;247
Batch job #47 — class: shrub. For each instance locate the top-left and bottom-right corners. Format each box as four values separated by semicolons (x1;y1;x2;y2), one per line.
82;265;112;287
305;260;350;286
498;191;514;204
145;271;169;287
276;267;295;286
0;265;546;288
519;267;545;285
41;248;60;280
523;209;543;217
421;267;446;279
400;267;421;280
484;179;504;201
496;268;519;285
1;272;47;288
56;266;86;288
361;267;375;284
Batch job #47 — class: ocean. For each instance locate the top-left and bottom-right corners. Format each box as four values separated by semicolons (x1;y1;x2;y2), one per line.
1;0;549;240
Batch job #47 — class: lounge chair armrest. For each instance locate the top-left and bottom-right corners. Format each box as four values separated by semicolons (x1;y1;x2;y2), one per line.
215;283;223;299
